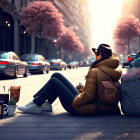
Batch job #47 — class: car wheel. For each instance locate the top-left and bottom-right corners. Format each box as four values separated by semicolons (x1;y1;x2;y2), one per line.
41;66;45;74
46;66;50;73
23;67;28;77
14;66;18;79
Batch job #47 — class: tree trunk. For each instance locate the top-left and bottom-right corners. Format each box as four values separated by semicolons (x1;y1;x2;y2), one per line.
58;48;61;58
39;31;42;54
39;38;42;54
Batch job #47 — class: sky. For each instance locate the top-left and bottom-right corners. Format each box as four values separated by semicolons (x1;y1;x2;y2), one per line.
87;0;123;48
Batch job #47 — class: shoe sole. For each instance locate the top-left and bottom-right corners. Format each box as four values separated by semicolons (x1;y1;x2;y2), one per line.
42;109;52;112
42;107;52;112
23;110;43;114
18;108;43;114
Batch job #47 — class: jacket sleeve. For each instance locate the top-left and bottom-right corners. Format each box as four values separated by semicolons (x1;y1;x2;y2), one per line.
72;69;97;107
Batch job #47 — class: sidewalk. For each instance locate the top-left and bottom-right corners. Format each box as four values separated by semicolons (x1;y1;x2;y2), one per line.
0;68;140;140
1;100;140;140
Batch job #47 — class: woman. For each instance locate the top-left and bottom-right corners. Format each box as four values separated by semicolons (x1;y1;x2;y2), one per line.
18;44;122;116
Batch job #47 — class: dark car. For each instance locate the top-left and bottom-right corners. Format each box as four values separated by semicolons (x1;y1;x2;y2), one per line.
122;53;136;68
67;61;79;69
131;56;140;68
0;51;28;78
20;54;50;74
48;59;67;70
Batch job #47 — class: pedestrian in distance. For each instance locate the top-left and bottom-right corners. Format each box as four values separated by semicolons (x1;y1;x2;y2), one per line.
18;44;122;116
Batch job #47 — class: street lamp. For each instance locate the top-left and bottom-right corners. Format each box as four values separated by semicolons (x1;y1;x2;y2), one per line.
54;39;57;43
53;39;57;58
53;39;57;46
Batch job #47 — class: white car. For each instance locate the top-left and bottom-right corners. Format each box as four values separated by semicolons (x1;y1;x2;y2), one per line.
0;51;28;78
48;59;67;70
20;54;50;74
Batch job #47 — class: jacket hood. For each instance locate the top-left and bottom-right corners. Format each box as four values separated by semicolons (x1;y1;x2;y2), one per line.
95;53;122;81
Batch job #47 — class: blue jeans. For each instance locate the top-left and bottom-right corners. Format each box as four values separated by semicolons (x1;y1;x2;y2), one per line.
33;73;79;115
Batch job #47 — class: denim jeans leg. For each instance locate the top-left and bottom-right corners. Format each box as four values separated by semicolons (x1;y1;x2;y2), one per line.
34;72;79;98
33;77;79;115
51;72;79;96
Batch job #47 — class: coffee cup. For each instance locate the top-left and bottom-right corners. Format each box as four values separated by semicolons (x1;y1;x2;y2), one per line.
10;86;21;103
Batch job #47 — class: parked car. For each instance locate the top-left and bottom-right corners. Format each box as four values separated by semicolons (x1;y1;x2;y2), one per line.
79;61;83;67
48;59;67;70
122;53;136;68
79;60;89;67
83;59;90;67
89;56;96;66
20;54;50;74
131;56;140;68
0;51;28;78
67;61;79;69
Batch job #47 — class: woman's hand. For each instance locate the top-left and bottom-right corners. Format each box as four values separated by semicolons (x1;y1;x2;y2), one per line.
76;84;84;93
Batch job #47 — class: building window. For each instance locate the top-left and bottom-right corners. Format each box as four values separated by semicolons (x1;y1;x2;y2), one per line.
20;0;24;9
0;8;14;51
12;0;14;5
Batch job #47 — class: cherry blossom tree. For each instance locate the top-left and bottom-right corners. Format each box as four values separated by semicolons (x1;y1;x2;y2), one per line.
21;1;65;51
57;28;84;53
114;15;140;54
83;48;93;58
57;27;84;61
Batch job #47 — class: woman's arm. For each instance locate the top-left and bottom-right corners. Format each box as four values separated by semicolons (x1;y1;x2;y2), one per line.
72;69;97;106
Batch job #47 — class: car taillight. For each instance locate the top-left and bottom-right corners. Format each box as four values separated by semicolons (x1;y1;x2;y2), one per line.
0;61;9;65
53;62;57;64
127;57;132;62
32;63;41;65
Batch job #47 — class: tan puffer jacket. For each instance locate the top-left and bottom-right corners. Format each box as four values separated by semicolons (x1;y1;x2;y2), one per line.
72;54;122;116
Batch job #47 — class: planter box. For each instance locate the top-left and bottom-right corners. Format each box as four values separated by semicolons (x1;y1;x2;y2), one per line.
8;105;17;116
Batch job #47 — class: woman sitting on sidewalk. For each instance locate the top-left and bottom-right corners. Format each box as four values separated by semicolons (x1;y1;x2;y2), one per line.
18;44;122;116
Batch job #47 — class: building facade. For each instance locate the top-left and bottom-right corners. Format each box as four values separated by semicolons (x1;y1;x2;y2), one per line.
0;0;92;61
0;0;33;55
52;0;92;52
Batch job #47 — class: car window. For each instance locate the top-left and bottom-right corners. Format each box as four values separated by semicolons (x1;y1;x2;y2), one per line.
39;56;45;61
22;55;38;61
0;52;8;59
49;59;60;62
42;56;45;61
12;53;19;60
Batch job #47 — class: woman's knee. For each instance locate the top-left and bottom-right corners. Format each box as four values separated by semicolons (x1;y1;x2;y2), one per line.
51;72;63;78
49;77;62;86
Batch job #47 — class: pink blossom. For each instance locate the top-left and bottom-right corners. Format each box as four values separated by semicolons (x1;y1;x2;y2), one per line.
21;1;65;39
114;15;140;54
121;73;134;82
57;28;84;53
136;69;140;75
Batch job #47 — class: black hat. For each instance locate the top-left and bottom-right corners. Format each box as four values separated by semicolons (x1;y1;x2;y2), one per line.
92;44;112;57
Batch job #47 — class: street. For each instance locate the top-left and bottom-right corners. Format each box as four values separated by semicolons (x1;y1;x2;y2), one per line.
0;67;89;106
